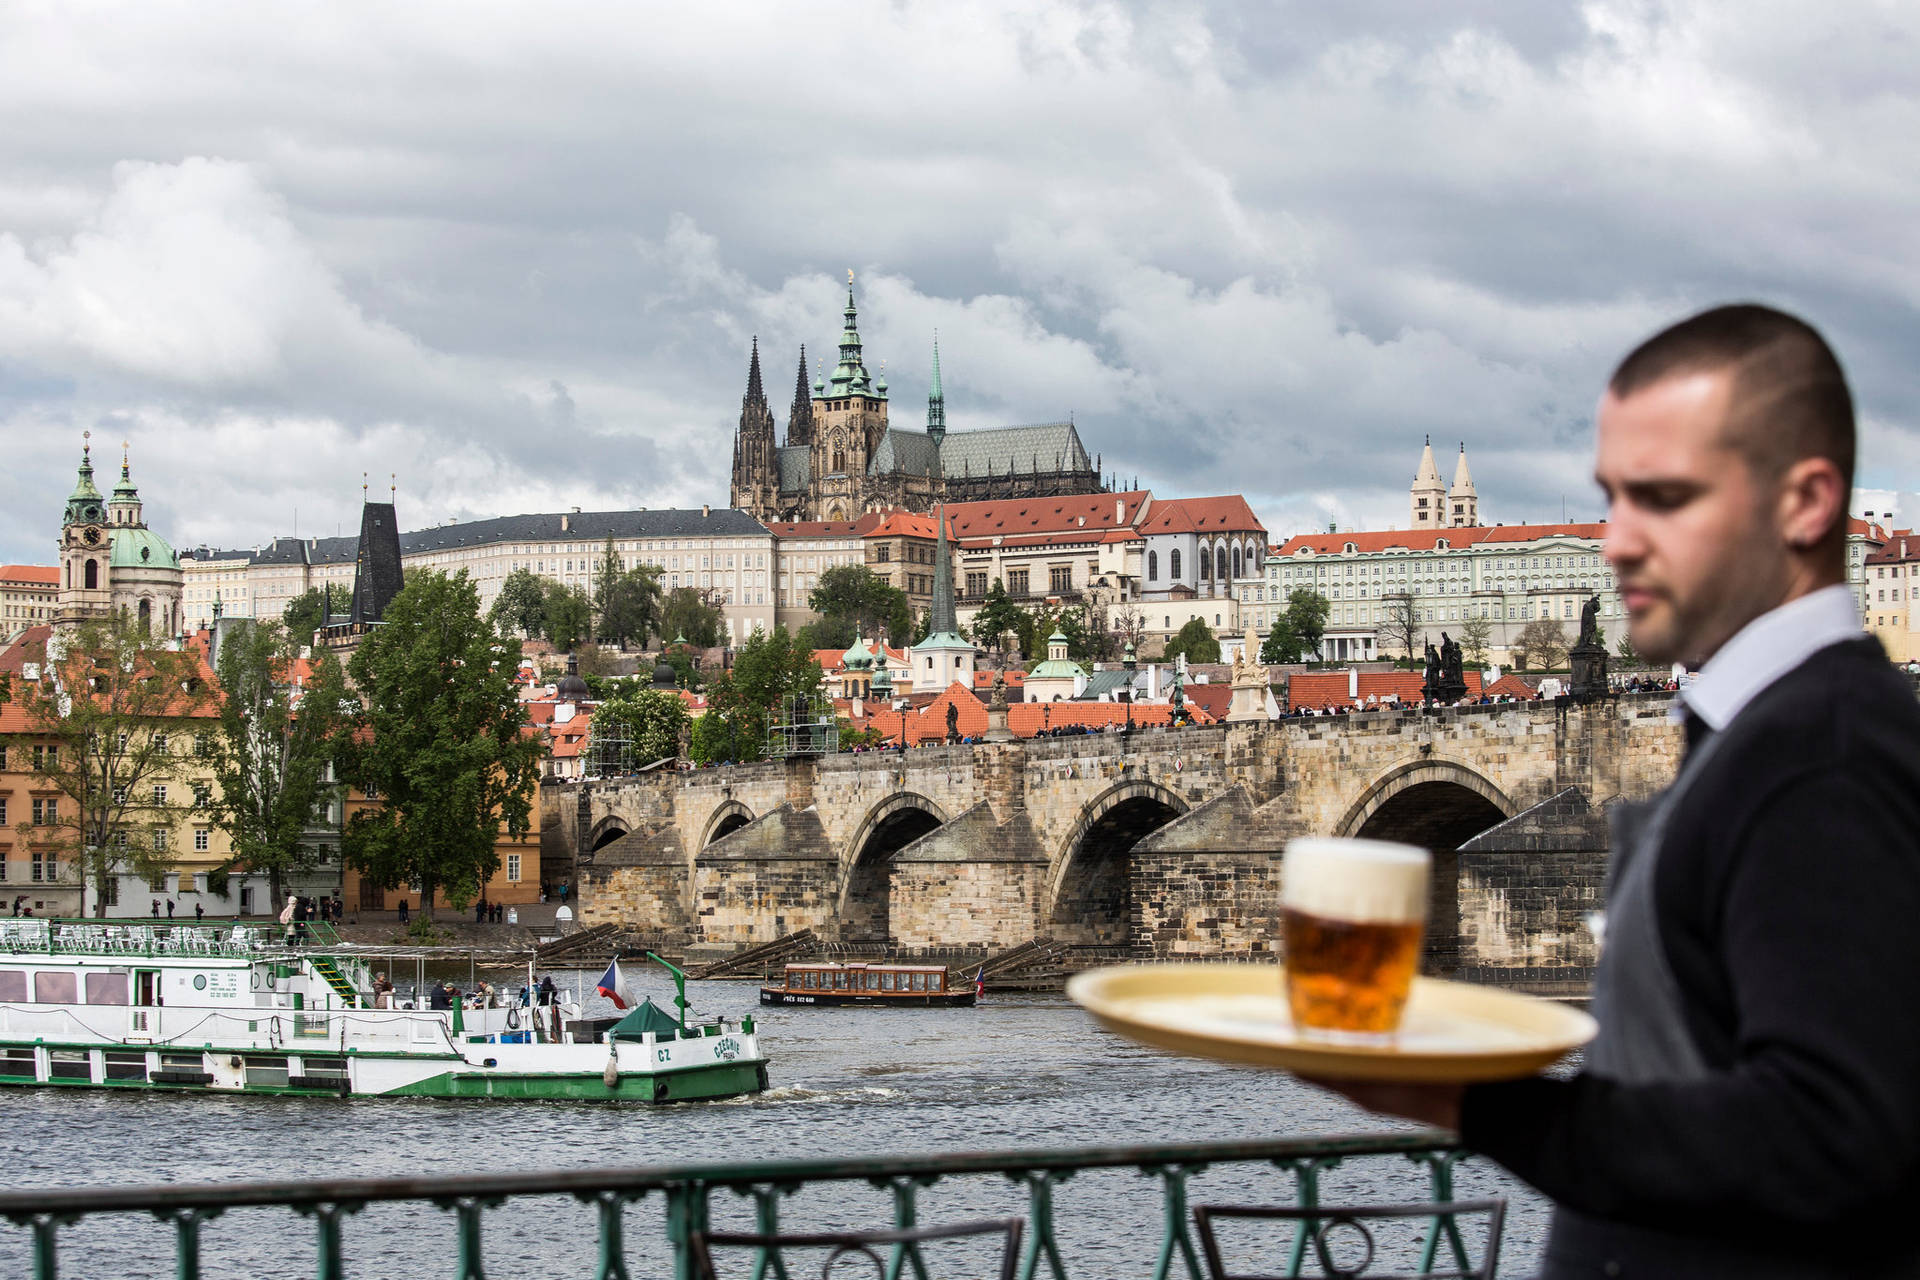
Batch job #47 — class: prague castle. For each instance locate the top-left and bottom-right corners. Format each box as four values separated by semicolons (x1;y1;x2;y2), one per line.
729;279;1106;522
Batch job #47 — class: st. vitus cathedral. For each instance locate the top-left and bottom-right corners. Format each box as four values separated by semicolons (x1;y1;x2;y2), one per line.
729;278;1107;522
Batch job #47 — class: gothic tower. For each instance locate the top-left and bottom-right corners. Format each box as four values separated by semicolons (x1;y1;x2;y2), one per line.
810;273;889;520
1409;436;1446;530
787;345;815;447
729;337;780;521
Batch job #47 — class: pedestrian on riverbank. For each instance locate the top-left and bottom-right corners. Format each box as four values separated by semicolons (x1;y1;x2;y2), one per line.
1319;305;1920;1278
397;899;409;925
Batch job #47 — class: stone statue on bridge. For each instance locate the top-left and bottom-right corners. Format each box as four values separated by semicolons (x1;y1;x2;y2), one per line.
1579;595;1603;650
1570;593;1610;702
946;700;961;744
1424;633;1469;704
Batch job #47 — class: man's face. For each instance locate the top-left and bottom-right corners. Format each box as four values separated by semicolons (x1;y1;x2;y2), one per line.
1596;371;1788;666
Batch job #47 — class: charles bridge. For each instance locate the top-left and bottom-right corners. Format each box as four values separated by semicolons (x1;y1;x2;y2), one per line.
553;694;1685;991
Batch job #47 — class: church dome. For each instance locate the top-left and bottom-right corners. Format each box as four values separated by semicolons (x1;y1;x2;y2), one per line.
652;658;678;690
109;525;178;569
555;651;590;702
841;637;875;670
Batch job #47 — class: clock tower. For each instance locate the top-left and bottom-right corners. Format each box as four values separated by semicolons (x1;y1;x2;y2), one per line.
54;432;113;632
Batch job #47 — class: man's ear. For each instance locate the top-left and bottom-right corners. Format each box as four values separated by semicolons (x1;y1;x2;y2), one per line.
1776;456;1847;552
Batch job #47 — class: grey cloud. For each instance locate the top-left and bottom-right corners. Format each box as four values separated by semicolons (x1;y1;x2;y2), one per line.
2;0;1917;565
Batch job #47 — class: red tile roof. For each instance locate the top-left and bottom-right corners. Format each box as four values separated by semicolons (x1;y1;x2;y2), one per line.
0;565;58;585
1286;669;1538;712
855;681;1214;743
1864;535;1919;565
1274;522;1609;557
765;514;885;539
1140;496;1265;535
946;491;1151;539
866;511;954;540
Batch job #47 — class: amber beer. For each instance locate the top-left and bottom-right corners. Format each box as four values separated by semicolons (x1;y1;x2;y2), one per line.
1281;837;1430;1040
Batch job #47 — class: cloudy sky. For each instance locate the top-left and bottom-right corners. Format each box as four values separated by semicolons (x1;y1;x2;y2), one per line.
3;0;1918;564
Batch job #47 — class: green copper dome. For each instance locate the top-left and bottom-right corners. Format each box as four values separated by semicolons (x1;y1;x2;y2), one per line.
64;444;105;526
841;637;876;670
109;525;178;569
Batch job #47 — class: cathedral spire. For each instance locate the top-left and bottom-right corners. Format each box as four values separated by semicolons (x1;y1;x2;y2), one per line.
829;270;879;398
788;345;814;445
744;335;765;406
730;337;779;517
925;335;946;448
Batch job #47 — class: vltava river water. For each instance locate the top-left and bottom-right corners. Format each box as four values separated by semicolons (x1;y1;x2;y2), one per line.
0;967;1554;1277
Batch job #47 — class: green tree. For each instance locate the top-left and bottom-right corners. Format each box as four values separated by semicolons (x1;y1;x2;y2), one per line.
592;535;623;626
1616;632;1640;666
599;565;664;649
687;710;739;766
489;567;548;639
207;619;352;908
888;593;915;647
1162;617;1221;665
1260;617;1304;664
11;615;214;915
967;579;1024;654
794;617;856;652
336;570;542;920
660;646;701;691
693;627;822;765
282;587;330;642
1282;589;1331;661
661;588;722;648
542;581;594;652
809;564;907;644
585;689;689;773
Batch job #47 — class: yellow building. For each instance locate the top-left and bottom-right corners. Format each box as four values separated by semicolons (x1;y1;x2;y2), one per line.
1864;535;1919;663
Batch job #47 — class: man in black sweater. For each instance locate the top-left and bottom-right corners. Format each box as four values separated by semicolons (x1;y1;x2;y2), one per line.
1325;305;1920;1277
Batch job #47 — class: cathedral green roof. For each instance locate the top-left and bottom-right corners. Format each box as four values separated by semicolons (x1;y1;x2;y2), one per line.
109;525;179;569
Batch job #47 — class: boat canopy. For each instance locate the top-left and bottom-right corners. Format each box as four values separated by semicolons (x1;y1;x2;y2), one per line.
609;999;684;1041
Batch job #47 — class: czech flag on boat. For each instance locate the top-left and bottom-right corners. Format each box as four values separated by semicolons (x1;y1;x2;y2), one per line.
597;959;637;1010
974;965;985;999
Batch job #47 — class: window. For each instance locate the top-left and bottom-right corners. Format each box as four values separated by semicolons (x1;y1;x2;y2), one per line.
1231;546;1242;578
194;828;210;852
152;785;167;805
1007;569;1029;596
1170;549;1182;579
148;872;168;891
507;854;522;883
1148;551;1158;580
193;784;211;809
0;798;6;826
152;830;168;852
965;572;987;597
31;744;56;770
1049;567;1072;594
31;799;55;827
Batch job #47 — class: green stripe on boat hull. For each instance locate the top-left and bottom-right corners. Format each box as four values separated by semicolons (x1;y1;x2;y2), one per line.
384;1061;769;1102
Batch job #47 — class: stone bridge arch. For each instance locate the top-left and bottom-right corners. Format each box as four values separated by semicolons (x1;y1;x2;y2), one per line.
700;800;756;849
839;793;951;944
584;815;632;856
1335;758;1516;849
1050;780;1189;947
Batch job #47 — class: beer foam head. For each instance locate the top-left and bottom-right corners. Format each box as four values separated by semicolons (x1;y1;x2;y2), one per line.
1282;837;1429;923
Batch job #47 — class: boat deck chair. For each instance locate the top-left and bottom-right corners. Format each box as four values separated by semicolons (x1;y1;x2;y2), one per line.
689;1216;1024;1280
1192;1198;1506;1280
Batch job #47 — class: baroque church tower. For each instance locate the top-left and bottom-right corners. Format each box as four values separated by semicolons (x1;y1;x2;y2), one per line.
55;434;183;637
808;275;890;521
730;337;780;521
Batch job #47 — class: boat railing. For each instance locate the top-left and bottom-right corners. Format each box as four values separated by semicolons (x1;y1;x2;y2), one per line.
0;919;343;960
0;1132;1482;1280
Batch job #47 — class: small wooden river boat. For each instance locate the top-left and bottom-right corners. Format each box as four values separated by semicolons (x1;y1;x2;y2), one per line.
760;961;977;1008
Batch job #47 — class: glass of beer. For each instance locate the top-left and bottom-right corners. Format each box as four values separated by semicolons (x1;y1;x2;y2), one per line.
1280;837;1430;1042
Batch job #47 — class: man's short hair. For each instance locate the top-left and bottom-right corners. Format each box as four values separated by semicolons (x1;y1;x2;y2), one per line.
1609;303;1855;489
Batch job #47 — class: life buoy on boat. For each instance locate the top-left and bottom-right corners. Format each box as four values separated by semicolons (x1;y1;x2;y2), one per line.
505;1007;520;1030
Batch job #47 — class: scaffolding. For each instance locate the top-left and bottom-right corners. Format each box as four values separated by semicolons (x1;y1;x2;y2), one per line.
766;692;840;759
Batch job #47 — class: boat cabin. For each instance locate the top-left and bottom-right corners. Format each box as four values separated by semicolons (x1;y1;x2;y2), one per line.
761;961;976;1007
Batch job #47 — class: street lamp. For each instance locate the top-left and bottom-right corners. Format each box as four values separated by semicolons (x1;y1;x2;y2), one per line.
1123;641;1136;738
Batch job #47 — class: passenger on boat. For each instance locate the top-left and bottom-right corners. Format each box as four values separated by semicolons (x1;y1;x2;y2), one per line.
373;972;394;1009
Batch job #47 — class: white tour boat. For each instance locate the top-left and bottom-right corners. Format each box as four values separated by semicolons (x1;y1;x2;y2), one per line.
0;919;768;1102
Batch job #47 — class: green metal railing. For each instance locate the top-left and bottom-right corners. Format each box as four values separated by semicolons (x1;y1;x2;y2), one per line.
0;918;342;960
0;1131;1477;1280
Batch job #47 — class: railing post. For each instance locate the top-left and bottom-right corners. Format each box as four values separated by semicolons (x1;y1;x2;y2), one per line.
1408;1149;1474;1274
665;1182;712;1280
1140;1163;1205;1280
292;1200;363;1280
1273;1153;1344;1276
432;1196;503;1280
3;1212;75;1280
1006;1170;1074;1280
573;1189;644;1280
153;1206;224;1280
728;1183;794;1280
870;1174;939;1280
